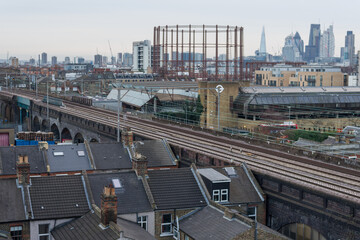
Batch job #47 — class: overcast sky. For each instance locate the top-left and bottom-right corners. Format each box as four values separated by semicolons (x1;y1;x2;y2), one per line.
1;0;359;61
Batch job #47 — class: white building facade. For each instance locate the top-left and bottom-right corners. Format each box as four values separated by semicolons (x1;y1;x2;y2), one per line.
132;40;152;73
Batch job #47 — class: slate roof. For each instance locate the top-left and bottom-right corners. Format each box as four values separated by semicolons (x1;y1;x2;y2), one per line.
29;175;91;219
147;168;207;210
0;178;26;223
0;146;46;175
88;172;152;214
134;140;176;168
89;143;131;170
51;210;120;240
47;144;92;173
179;206;251;240
216;167;263;204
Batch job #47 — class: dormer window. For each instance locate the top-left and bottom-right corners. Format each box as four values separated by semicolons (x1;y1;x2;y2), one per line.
213;189;228;202
221;189;228;202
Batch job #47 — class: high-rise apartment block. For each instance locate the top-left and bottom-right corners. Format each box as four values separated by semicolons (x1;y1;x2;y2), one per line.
304;24;321;62
122;53;133;67
51;56;57;66
132;40;152;73
117;53;122;65
94;54;102;67
41;52;48;65
65;57;70;64
10;57;19;68
78;57;85;64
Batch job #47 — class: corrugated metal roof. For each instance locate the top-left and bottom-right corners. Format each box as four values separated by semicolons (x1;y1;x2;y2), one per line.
107;89;154;108
243;86;360;94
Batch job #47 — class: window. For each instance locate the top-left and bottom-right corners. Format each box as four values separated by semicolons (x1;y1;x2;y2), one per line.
137;216;147;231
161;214;172;234
39;224;50;240
10;226;22;240
213;190;220;202
112;178;122;188
185;235;190;240
221;189;228;202
247;206;257;220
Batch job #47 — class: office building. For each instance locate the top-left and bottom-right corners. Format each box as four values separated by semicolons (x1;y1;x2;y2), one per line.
41;52;47;65
9;57;19;68
293;32;304;58
304;24;321;62
341;31;356;66
111;56;116;65
51;56;57;66
282;34;302;62
319;25;335;58
29;58;36;66
259;26;266;55
94;54;102;67
132;40;152;73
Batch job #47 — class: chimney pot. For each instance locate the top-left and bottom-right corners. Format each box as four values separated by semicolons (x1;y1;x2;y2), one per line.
16;155;30;185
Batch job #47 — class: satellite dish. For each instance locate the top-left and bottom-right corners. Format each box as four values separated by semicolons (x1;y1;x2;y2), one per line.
216;85;224;93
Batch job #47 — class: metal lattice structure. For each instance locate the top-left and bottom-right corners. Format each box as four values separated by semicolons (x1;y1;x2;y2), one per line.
153;25;244;81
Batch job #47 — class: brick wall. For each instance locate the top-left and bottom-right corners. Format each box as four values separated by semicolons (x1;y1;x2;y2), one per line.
0;222;30;240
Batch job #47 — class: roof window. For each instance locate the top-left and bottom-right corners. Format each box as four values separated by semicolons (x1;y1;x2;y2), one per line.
53;152;64;156
77;151;85;157
112;178;122;188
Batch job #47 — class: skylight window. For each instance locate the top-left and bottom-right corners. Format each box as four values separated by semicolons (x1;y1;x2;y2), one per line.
112;178;122;188
53;152;64;156
77;151;85;157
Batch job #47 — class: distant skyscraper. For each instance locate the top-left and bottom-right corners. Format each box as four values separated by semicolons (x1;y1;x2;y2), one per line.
293;32;304;58
304;24;321;62
41;52;47;65
29;58;35;66
282;34;302;62
319;25;335;58
51;56;57;66
102;56;108;65
117;53;122;65
342;31;356;66
10;57;19;68
94;54;102;67
122;53;133;67
111;56;116;65
65;57;70;64
259;26;266;54
78;57;85;64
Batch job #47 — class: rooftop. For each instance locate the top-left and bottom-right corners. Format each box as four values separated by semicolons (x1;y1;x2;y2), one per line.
47;144;92;173
29;175;91;219
87;172;152;214
0;178;26;223
147;168;207;210
89;142;131;170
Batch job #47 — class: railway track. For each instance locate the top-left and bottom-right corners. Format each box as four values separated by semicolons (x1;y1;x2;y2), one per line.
3;90;360;204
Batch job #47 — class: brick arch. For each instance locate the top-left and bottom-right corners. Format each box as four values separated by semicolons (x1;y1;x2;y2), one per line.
51;123;60;141
278;223;325;240
41;119;48;132
74;132;84;144
61;128;72;142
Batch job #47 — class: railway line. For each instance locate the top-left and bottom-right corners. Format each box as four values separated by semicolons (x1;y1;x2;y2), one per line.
3;89;360;204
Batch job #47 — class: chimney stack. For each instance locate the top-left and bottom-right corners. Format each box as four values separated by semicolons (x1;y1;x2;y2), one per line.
101;184;118;227
132;152;148;176
121;127;133;147
16;155;30;185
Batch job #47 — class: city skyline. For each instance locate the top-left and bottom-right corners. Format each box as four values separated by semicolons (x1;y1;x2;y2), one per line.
1;0;360;60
